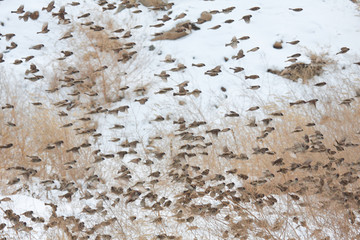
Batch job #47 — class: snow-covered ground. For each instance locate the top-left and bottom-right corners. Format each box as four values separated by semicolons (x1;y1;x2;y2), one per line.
1;0;360;239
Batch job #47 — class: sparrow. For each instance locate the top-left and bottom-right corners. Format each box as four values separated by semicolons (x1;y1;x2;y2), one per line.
247;46;260;53
37;23;49;34
225;36;239;48
3;33;15;41
273;41;282;49
78;13;90;19
192;63;205;67
208;25;221;30
245;75;259;79
6;42;18;50
289;8;303;12
336;47;349;55
248;85;260;90
174;13;186;20
249;7;260;11
241;15;252;23
222;6;235;13
286;40;300;45
11;5;25;14
42;1;55;12
29;44;44;50
314;82;326;87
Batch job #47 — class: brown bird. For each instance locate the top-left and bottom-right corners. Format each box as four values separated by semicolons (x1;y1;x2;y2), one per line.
241;15;252;23
157;14;171;22
307;99;318;107
247;106;259;111
208;25;221;30
230;67;244;73
11;5;25;14
90;25;104;31
29;44;44;50
314;82;326;87
289;8;303;12
336;47;350;55
273;41;283;49
81;21;94;26
150;23;165;28
154;71;169;81
6;42;18;50
59;31;73;40
69;2;81;6
78;13;90;19
225;111;239;117
22;55;34;62
37;23;49;34
13;59;22;65
249;7;260;11
192;63;206;67
3;33;16;41
30;11;39;20
248;85;260;90
247;47;259;53
42;1;55;12
222;6;236;13
225;36;239;48
232;49;245;60
135;97;148;105
286;40;300;45
224;19;234;24
174;13;186;20
239;36;250;40
245;75;259;79
0;143;13;149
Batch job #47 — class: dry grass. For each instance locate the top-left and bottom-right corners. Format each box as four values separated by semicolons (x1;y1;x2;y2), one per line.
268;52;333;83
0;82;93;193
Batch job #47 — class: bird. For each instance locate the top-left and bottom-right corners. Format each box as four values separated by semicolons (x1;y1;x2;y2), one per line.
286;40;300;45
289;8;303;12
37;23;49;34
6;42;18;50
42;1;55;12
230;67;244;73
247;47;259;53
0;143;13;149
224;19;234;24
245;75;259;80
222;6;236;13
314;82;326;87
247;106;260;111
174;13;186;20
29;44;44;50
225;36;239;48
248;85;260;90
3;33;16;41
249;7;260;11
22;55;34;62
336;47;350;55
11;5;25;14
208;25;221;30
78;13;90;19
241;15;252;23
59;31;73;40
